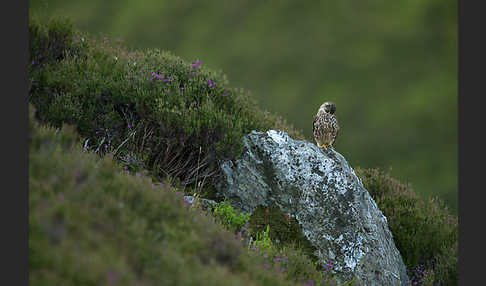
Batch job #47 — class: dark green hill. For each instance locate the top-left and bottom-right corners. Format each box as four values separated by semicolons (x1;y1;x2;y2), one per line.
29;0;458;214
28;17;457;286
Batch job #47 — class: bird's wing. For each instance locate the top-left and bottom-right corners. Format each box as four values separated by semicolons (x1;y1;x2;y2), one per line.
333;117;339;142
312;115;318;137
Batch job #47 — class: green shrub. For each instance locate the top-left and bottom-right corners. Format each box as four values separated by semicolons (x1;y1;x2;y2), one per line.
29;103;364;286
356;168;458;286
29;15;88;67
212;201;251;232
29;104;302;286
28;16;304;197
28;15;457;286
248;206;317;265
246;225;357;286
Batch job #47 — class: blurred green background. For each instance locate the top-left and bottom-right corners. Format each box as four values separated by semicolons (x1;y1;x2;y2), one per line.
29;0;457;214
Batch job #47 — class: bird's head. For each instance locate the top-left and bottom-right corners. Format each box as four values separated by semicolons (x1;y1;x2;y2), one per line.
320;101;336;114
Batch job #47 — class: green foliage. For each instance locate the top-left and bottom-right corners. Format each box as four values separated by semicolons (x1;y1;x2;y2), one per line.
29;0;458;214
212;201;251;232
253;225;272;250
29;104;361;285
29;15;87;67
27;14;458;286
247;225;357;286
248;206;317;264
29;105;300;286
28;16;303;195
356;168;458;286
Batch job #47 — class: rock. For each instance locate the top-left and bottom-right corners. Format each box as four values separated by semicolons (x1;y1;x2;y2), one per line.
183;195;218;210
215;130;409;286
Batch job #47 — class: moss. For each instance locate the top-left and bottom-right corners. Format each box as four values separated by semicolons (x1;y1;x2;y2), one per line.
248;206;318;265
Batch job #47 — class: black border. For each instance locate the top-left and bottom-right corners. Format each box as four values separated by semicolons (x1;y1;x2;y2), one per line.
2;0;29;285
458;0;481;285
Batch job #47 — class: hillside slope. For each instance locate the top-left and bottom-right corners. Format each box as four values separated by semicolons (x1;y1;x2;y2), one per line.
28;16;457;286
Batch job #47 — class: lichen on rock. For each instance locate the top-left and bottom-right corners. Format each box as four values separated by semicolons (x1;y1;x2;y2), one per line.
216;130;409;286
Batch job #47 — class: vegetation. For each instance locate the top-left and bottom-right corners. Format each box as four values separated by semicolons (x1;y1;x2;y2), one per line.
29;15;302;193
357;168;458;286
248;206;318;265
30;0;458;214
28;16;457;286
29;105;350;285
212;201;251;233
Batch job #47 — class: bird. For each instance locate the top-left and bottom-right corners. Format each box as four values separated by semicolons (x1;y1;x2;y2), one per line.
312;101;339;150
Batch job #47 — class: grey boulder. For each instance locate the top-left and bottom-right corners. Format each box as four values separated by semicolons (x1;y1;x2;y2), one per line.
215;130;408;286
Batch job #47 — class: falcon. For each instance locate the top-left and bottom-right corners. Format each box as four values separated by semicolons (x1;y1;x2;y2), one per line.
312;101;339;150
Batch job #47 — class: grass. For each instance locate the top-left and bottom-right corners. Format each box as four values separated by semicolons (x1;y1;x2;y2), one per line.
29;105;351;286
28;15;458;286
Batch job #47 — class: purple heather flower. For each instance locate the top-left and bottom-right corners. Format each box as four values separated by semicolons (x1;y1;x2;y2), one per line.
104;144;108;149
31;61;35;65
128;124;132;129
264;264;270;269
304;280;314;286
222;94;227;97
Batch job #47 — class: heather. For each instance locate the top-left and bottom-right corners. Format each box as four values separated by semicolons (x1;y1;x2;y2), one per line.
29;15;303;193
29;105;352;286
30;0;457;215
28;16;457;286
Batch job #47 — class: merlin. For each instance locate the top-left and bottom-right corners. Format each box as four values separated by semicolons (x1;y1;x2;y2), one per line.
313;101;339;150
